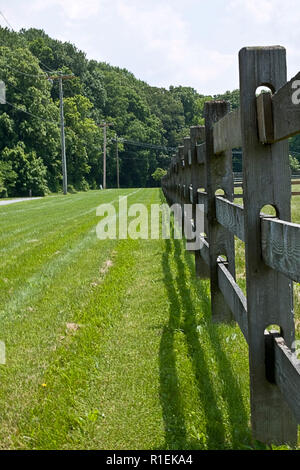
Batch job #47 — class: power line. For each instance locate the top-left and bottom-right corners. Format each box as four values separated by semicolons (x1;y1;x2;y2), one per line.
2;80;24;94
0;9;57;74
1;62;48;78
124;139;176;152
0;78;60;126
39;61;56;74
1;73;56;99
0;44;56;78
111;137;176;153
118;156;153;160
0;10;13;30
4;99;59;125
0;50;55;81
4;79;49;96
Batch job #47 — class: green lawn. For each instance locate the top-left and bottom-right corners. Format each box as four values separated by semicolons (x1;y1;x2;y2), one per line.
234;186;300;339
0;188;298;449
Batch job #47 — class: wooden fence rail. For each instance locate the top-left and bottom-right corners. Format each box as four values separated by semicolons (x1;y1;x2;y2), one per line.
161;46;300;446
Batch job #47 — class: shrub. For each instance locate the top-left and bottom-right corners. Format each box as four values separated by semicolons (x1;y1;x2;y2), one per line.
289;154;300;174
0;161;17;197
2;142;48;196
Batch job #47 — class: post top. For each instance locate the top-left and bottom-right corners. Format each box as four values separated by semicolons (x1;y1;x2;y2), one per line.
239;45;285;55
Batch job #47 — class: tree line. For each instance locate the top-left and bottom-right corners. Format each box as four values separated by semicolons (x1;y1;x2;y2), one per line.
0;27;298;197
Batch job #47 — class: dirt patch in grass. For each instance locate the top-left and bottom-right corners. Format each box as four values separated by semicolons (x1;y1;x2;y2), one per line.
90;254;116;288
66;322;81;332
100;259;113;275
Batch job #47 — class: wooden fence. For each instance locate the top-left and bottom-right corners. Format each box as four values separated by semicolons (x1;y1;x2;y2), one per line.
161;46;300;446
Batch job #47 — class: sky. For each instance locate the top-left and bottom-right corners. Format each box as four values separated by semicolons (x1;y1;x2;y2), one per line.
1;0;300;94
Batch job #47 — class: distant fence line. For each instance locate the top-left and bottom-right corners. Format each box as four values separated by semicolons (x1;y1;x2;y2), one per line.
162;46;300;446
233;173;300;197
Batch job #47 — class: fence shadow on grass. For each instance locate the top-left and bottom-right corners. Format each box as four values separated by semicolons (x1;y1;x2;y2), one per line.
158;234;251;449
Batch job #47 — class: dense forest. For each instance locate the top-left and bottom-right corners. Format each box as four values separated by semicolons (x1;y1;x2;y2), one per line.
0;27;299;197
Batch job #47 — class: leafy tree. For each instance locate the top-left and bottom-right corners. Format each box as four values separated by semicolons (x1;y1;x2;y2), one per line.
289;154;300;174
0;160;17;197
0;45;61;191
63;94;102;189
2;142;48;196
169;86;207;126
214;89;240;110
0;26;248;195
152;167;167;182
83;62;106;110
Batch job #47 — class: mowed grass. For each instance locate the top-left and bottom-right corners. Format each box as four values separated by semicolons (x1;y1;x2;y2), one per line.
0;188;298;449
234;185;300;342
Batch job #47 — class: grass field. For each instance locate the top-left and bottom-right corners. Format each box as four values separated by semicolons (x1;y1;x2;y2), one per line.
0;188;298;450
234;186;300;332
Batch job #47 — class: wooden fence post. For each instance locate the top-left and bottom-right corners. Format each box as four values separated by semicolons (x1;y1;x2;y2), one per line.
168;156;176;206
183;137;193;248
173;148;179;209
239;46;297;444
204;101;235;322
183;136;191;203
190;125;209;278
177;145;185;231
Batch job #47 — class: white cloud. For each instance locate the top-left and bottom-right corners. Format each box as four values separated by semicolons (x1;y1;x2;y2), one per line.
116;1;235;91
229;0;273;23
229;0;300;26
226;0;300;81
32;0;103;20
2;0;300;94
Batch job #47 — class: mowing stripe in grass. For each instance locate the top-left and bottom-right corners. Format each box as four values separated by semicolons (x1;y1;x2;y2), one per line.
0;188;297;450
0;189;134;247
0;189;146;448
0;189;141;318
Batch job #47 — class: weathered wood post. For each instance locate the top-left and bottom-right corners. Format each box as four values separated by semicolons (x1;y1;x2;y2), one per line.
173;148;179;209
183;136;191;200
190;126;206;201
166;158;173;205
177;145;185;231
183;136;192;239
204;101;235;322
239;46;297;444
190;125;209;278
171;156;177;205
174;156;179;206
162;169;168;204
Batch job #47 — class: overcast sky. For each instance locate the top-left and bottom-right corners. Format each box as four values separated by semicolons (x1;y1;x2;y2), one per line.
1;0;300;94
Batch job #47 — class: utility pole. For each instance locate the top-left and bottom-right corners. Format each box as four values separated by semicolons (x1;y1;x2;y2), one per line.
98;122;113;189
47;72;75;195
116;134;120;189
59;77;67;195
